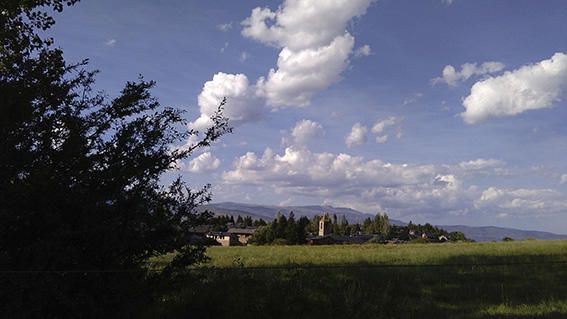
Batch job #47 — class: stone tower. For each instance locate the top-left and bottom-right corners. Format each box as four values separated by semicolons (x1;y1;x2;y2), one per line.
318;214;331;236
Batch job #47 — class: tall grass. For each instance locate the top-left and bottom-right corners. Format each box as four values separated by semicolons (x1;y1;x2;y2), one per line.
147;240;567;318
205;240;567;268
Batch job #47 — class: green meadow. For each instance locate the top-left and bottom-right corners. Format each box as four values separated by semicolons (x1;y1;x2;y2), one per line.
149;240;567;318
205;240;567;267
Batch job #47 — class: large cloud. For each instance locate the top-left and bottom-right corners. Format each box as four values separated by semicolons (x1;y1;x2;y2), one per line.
256;34;354;107
474;187;567;216
221;146;476;216
189;72;263;130
222;143;567;218
190;0;374;130
242;0;374;108
462;52;567;124
241;0;373;51
223;146;438;189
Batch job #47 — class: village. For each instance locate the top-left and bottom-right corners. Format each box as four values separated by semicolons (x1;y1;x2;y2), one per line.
195;213;465;246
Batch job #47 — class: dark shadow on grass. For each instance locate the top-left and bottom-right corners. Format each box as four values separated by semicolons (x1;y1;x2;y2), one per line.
142;253;567;319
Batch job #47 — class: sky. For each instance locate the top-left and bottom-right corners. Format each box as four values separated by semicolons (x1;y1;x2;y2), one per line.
48;0;567;233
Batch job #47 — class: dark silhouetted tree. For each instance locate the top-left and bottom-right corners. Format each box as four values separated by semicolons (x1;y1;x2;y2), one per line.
0;1;231;316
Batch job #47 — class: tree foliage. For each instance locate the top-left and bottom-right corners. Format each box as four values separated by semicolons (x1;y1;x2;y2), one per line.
249;212;308;245
0;1;231;316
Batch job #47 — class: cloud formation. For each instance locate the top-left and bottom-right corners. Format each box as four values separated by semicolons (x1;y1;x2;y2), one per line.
433;61;505;86
371;117;401;143
462;53;567;124
474;187;567;215
345;123;368;148
222;144;567;219
457;159;506;175
189;72;263;131
256;34;355;107
185;152;221;173
354;44;372;57
241;0;373;51
223;146;439;190
190;0;375;132
242;0;374;107
291;119;324;144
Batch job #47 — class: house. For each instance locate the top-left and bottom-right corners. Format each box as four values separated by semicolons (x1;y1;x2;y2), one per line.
227;228;256;245
206;228;257;246
206;231;239;246
187;225;213;245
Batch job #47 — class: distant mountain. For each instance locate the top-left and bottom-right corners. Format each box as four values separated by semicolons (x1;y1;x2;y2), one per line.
199;202;406;225
439;225;567;242
200;202;567;242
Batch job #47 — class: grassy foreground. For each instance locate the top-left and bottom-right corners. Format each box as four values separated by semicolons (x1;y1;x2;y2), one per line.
149;240;567;319
205;240;567;268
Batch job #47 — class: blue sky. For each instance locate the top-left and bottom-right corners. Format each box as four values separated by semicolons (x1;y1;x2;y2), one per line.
49;0;567;233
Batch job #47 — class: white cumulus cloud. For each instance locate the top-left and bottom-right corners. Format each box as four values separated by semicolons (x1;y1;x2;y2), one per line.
222;145;567;219
242;0;374;108
345;123;367;148
185;152;221;173
189;72;263;131
474;187;567;215
371;117;402;144
462;52;567;124
291;119;324;144
222;146;477;217
256;34;354;107
241;0;373;51
354;44;372;57
223;146;438;189
433;61;505;86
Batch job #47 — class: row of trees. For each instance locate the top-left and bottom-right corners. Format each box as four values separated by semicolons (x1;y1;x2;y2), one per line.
209;214;267;231
250;212;310;245
249;212;392;245
246;212;467;245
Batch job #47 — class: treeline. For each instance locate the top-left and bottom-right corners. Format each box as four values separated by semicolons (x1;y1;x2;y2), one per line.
209;214;267;231
250;212;393;245
247;212;468;245
250;212;310;245
391;222;467;242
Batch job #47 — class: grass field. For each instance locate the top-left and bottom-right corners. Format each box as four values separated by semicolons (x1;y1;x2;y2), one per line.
149;240;567;319
205;240;567;268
